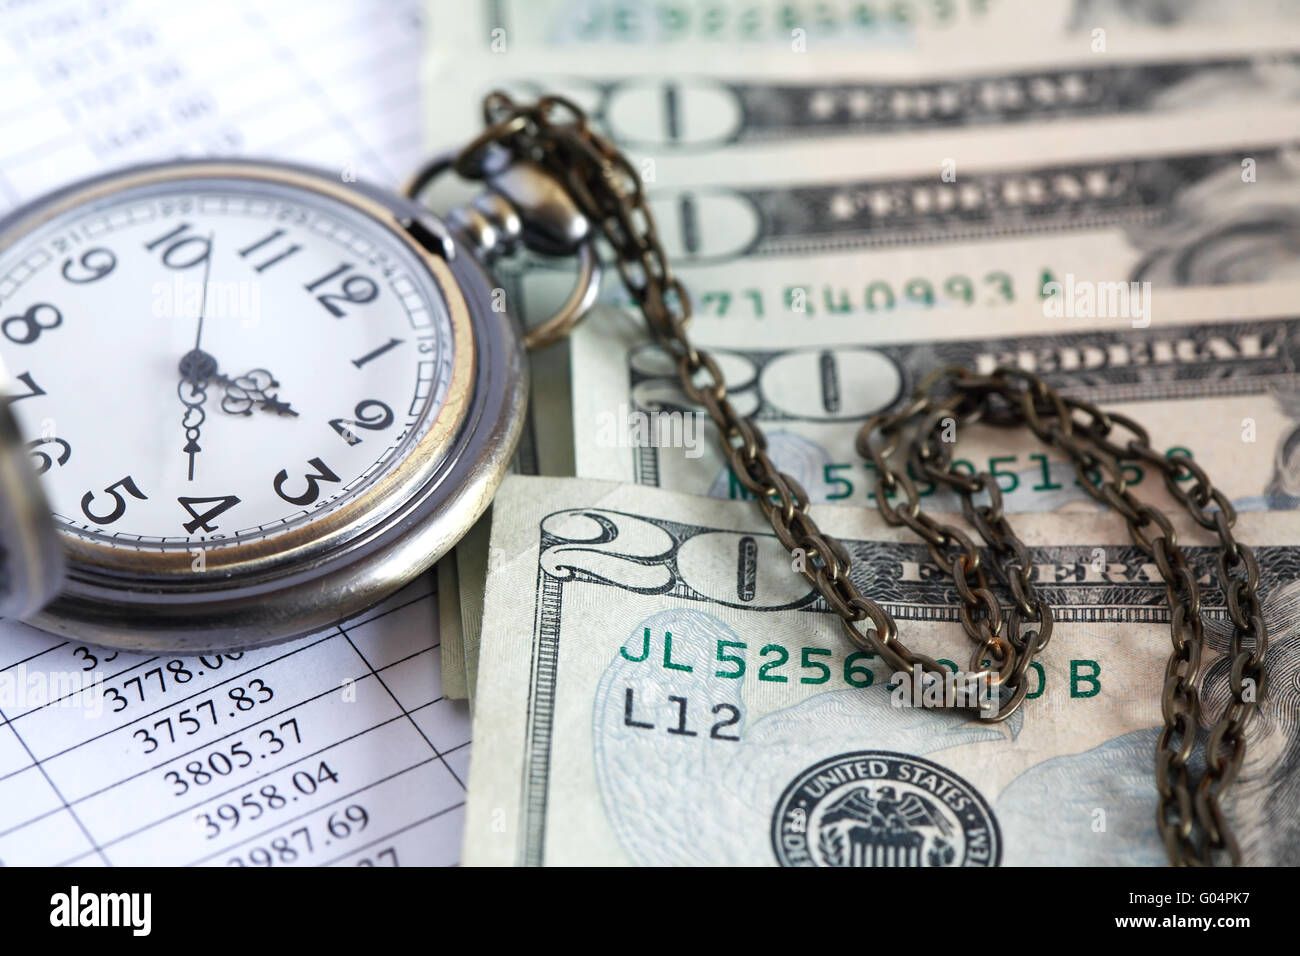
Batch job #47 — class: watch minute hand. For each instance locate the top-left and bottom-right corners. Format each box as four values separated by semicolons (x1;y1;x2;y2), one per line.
178;376;208;482
179;242;214;481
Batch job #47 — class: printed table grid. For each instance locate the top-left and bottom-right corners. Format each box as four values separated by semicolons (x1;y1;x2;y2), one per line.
0;581;468;867
0;0;426;216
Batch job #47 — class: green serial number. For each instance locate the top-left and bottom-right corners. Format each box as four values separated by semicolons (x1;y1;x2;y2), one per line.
697;270;1017;317
621;629;1103;698
727;448;1194;501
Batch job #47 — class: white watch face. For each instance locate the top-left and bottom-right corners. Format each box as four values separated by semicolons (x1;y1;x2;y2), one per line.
0;168;463;552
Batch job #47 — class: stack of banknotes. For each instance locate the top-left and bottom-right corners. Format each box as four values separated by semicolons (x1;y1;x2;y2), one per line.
422;0;1300;865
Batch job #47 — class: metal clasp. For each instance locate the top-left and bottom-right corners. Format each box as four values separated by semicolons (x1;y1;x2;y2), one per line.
401;149;601;350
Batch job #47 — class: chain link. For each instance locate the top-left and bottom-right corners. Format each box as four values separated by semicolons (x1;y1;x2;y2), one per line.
454;92;1267;866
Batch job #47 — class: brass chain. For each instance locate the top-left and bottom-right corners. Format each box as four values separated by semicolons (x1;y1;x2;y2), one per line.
452;92;1268;866
859;366;1268;866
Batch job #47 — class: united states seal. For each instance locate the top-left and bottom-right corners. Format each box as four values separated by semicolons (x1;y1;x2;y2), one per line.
772;751;1001;867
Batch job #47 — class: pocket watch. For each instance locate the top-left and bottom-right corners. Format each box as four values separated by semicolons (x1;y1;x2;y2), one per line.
0;149;597;652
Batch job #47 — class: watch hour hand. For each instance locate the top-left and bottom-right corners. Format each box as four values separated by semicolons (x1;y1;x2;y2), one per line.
178;350;298;418
214;368;299;418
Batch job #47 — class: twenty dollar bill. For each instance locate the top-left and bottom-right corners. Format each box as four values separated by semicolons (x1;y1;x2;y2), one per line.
463;476;1298;866
572;284;1300;513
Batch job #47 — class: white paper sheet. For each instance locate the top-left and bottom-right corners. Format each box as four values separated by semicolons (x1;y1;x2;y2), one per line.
0;0;468;867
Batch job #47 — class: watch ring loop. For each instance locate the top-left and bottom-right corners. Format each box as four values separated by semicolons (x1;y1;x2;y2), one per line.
400;150;603;352
520;242;601;351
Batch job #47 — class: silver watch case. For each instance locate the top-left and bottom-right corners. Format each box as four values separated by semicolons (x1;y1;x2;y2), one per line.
0;158;527;653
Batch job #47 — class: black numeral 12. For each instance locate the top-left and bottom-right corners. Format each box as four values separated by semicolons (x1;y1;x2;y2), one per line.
304;263;378;317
